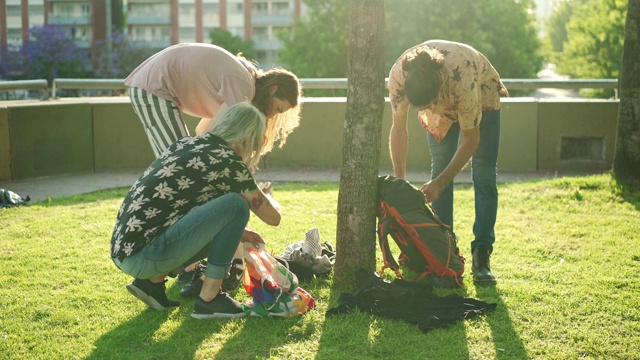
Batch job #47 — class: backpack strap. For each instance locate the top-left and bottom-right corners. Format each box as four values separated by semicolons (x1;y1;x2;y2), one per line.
377;201;403;279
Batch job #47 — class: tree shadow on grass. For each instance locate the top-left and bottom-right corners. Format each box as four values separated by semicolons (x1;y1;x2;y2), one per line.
85;279;230;359
618;181;640;211
315;276;473;359
85;308;183;359
87;280;321;359
475;285;528;359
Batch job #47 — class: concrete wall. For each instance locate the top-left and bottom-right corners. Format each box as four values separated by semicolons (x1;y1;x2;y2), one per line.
1;101;94;180
0;107;10;180
537;100;618;172
263;99;432;172
0;97;620;181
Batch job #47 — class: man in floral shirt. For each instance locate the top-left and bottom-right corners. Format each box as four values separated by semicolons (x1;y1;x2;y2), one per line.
388;40;508;285
111;103;282;319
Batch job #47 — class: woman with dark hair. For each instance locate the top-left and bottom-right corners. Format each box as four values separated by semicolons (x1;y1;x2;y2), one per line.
125;43;302;158
388;40;508;285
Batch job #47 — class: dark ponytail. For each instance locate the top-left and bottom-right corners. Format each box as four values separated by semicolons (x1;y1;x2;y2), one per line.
402;47;444;107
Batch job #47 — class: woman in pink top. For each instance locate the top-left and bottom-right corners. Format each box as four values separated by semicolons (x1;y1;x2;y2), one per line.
125;43;302;158
388;40;508;285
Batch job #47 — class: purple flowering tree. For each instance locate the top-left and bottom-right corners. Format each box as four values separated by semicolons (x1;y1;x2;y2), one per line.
94;31;158;79
1;25;90;84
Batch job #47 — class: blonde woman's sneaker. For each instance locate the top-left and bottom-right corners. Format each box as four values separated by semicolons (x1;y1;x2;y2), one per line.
191;292;246;319
126;279;180;311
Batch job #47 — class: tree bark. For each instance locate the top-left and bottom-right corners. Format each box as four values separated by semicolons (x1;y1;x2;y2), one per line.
614;0;640;183
334;0;386;287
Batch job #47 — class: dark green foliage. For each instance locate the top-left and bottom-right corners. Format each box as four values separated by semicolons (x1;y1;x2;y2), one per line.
279;0;542;81
94;32;159;78
385;0;542;78
279;0;349;78
549;0;628;98
209;28;256;61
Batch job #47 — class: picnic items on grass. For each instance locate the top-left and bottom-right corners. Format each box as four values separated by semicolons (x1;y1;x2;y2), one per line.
243;242;315;317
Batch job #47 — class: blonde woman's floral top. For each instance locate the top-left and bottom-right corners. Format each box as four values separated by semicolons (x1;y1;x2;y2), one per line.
110;133;257;260
388;40;508;142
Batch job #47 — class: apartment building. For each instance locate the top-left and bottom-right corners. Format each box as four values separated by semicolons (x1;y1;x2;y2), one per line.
127;0;304;66
0;0;302;69
0;0;123;49
0;0;124;71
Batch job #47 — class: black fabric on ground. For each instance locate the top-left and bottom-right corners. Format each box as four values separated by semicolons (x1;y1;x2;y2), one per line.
326;269;497;333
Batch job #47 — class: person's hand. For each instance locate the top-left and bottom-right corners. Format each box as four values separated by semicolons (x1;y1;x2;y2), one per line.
242;228;265;247
421;179;444;203
258;181;272;195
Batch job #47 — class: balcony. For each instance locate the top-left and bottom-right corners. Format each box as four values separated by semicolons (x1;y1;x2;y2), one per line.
251;13;294;26
127;15;172;25
253;39;282;51
47;16;91;26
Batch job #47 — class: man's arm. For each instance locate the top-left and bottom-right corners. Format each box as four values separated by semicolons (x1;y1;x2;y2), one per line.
421;126;480;202
389;111;410;179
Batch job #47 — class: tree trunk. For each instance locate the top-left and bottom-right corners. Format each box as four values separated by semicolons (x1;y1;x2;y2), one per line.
614;0;640;183
334;0;386;287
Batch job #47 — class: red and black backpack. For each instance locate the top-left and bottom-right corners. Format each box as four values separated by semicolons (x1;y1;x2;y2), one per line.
376;175;465;288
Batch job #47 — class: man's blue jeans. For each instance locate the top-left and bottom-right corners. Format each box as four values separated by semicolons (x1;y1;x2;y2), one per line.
114;193;249;280
427;110;500;253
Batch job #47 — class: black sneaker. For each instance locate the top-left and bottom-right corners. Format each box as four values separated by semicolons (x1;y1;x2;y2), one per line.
191;292;246;319
221;258;244;292
176;270;193;285
126;279;180;311
176;259;206;285
180;261;206;298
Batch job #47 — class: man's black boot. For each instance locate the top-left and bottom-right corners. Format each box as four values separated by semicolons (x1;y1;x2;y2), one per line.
472;246;497;285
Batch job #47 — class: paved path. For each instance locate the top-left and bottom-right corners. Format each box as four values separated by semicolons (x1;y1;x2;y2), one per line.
0;168;591;204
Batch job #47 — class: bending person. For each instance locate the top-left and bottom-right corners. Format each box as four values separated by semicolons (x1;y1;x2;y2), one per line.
388;40;508;285
125;42;302;158
110;103;281;319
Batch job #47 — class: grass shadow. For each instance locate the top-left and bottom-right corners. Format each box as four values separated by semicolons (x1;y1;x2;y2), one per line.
475;285;528;359
315;273;473;359
618;180;640;211
315;282;380;359
84;308;183;359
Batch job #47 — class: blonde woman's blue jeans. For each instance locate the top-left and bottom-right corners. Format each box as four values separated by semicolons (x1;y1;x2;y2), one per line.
114;193;249;280
427;110;500;253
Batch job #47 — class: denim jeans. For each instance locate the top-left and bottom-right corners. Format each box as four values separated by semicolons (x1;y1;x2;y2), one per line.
113;193;249;280
427;110;500;253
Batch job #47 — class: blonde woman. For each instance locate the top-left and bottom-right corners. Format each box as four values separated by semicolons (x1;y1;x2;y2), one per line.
125;43;302;158
111;103;281;319
388;40;508;285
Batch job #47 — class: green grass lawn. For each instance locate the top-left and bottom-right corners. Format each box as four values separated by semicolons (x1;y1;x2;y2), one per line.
1;174;638;360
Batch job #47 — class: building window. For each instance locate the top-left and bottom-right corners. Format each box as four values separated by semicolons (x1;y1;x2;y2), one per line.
230;3;243;14
253;2;268;14
202;4;220;25
253;26;268;40
273;1;290;14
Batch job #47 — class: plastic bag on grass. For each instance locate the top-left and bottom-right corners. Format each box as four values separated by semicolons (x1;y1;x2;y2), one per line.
242;242;315;317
